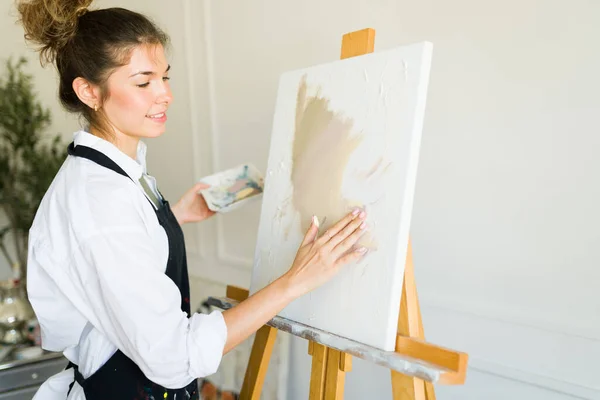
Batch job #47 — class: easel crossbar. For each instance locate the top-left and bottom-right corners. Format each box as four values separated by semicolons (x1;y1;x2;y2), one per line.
207;296;452;383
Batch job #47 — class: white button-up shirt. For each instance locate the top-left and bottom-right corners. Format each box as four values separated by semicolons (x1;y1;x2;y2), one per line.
27;130;227;399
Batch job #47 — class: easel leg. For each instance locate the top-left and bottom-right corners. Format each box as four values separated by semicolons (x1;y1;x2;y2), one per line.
425;382;436;399
324;349;347;399
226;286;278;400
309;343;328;399
392;239;436;400
239;325;277;400
308;344;351;400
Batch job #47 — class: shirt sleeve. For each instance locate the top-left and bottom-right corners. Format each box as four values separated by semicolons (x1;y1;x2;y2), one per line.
74;189;228;389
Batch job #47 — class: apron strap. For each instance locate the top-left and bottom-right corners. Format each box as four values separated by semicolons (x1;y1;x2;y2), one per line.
68;141;160;208
66;361;88;393
68;142;130;180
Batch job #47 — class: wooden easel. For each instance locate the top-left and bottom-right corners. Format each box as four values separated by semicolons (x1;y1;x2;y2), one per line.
219;28;468;400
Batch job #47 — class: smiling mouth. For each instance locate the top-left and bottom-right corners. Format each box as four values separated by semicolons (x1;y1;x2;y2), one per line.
146;112;165;119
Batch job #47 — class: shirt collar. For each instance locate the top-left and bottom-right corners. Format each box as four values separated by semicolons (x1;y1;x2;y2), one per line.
73;130;148;181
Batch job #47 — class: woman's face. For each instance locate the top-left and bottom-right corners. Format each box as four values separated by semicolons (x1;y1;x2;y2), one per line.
101;44;173;150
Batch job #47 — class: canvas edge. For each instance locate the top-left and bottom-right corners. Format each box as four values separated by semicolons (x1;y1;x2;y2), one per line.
384;41;435;351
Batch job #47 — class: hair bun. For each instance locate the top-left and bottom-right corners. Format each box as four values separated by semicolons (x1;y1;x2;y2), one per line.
16;0;94;66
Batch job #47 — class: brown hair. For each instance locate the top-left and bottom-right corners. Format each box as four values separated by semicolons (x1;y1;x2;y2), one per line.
16;0;170;138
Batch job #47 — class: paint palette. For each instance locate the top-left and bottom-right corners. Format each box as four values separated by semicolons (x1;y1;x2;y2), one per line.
199;164;265;213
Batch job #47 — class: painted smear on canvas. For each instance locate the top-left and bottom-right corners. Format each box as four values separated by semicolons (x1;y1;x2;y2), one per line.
290;75;377;249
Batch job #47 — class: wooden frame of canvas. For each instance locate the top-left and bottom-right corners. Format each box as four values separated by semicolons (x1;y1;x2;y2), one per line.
209;28;469;400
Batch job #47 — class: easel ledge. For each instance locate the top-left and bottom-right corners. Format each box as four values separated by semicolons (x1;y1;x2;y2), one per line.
207;292;465;384
208;28;468;400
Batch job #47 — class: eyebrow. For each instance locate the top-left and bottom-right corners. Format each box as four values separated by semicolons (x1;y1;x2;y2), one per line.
129;64;171;78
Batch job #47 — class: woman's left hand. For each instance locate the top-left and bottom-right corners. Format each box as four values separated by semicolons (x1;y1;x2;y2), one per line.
171;182;216;225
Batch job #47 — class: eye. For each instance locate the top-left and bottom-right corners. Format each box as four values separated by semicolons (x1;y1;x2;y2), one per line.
162;76;170;82
136;82;150;88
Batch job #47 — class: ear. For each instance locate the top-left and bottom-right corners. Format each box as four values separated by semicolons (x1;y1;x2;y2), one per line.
72;77;102;111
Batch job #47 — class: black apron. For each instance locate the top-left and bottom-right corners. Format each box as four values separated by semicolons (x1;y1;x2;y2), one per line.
65;142;199;400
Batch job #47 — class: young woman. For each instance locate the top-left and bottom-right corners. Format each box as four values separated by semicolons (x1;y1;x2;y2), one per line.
17;1;368;399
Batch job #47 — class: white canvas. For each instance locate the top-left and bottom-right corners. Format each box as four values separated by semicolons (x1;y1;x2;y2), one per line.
249;42;433;351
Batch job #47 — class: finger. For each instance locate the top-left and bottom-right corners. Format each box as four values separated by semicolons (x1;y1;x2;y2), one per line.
326;211;366;250
194;182;211;191
317;208;361;245
332;221;368;258
335;246;368;267
300;215;320;247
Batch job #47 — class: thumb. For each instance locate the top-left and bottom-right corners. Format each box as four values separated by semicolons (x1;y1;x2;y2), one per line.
300;215;319;247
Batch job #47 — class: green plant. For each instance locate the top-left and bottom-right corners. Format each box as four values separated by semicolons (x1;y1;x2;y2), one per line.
0;56;67;281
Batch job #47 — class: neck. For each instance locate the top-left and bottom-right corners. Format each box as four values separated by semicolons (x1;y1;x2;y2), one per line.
90;126;139;160
115;135;139;160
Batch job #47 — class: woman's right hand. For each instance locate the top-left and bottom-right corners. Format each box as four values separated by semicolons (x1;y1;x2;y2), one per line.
283;209;368;298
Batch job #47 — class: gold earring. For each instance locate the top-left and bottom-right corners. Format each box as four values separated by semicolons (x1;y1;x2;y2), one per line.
94;104;98;112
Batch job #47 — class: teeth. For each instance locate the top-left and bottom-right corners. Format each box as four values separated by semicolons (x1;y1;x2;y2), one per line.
147;113;165;118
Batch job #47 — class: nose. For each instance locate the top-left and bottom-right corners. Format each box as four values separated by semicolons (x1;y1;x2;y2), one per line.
156;80;173;105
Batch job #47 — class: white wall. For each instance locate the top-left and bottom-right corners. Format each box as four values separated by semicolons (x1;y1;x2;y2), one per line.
2;0;599;399
188;0;600;399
